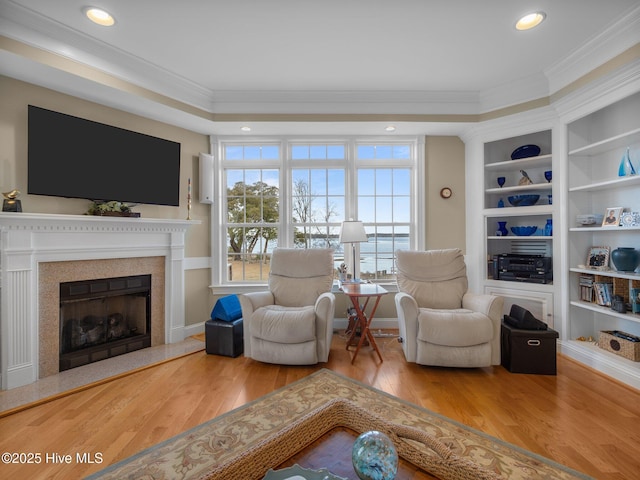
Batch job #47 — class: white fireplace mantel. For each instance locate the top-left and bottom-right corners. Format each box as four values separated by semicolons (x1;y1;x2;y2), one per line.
0;212;199;390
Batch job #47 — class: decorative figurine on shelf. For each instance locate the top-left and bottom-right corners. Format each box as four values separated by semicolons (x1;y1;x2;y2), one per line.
497;176;506;188
2;189;22;212
518;170;533;185
618;147;636;176
544;170;552;183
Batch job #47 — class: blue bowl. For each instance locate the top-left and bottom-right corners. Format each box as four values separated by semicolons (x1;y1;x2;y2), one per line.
508;194;540;207
510;226;538;236
511;144;541;160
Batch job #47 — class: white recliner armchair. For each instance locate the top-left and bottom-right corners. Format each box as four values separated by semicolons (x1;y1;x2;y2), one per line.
239;248;336;365
395;249;503;368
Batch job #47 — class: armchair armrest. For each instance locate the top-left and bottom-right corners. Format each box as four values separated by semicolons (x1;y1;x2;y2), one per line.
395;292;419;362
462;292;503;322
314;292;336;363
463;292;504;365
239;291;275;317
239;291;275;359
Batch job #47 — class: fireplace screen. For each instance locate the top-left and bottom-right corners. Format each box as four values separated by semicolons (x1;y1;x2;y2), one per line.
59;275;151;371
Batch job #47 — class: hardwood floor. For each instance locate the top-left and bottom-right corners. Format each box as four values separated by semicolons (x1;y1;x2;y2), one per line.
1;332;639;479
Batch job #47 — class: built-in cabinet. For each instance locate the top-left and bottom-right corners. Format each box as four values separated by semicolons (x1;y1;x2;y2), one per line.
481;128;557;328
564;90;640;384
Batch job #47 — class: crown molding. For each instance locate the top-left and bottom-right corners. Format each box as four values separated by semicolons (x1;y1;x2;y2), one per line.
1;0;638;124
0;0;214;111
544;4;640;95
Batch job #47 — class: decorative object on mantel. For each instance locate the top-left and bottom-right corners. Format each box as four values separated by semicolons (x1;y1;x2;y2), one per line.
187;177;192;220
86;200;140;217
2;188;22;212
610;247;640;272
510;144;540;160
618;147;637;176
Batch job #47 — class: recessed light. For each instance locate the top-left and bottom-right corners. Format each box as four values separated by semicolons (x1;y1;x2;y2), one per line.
385;125;396;132
240;126;251;132
516;12;546;31
84;7;116;27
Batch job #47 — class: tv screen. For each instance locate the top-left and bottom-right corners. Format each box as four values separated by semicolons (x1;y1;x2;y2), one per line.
28;105;181;207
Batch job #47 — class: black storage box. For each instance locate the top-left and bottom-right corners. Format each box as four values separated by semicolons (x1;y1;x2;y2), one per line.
501;321;559;375
205;318;243;357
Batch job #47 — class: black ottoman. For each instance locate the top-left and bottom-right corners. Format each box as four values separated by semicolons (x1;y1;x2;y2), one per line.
205;318;243;357
501;321;559;375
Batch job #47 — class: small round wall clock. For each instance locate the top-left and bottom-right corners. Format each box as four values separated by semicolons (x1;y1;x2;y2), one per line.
440;187;452;199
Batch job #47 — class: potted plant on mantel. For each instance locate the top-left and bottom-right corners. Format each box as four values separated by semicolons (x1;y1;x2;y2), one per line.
86;201;141;217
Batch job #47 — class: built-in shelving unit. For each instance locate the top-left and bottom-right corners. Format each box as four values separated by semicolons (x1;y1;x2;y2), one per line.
481;129;556;327
565;90;640;387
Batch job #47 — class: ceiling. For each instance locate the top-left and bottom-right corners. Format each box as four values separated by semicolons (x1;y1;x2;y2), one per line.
1;0;639;135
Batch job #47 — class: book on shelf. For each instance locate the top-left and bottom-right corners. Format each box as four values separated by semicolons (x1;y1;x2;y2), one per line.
593;281;613;306
579;275;594;302
632;287;640;314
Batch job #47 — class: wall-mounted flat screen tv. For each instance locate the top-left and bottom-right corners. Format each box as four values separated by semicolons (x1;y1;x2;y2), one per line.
28;105;181;207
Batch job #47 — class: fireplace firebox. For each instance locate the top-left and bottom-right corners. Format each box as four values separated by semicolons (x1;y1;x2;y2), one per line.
59;274;152;371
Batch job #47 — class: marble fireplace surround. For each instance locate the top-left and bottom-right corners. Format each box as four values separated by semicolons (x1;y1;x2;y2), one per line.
0;213;197;390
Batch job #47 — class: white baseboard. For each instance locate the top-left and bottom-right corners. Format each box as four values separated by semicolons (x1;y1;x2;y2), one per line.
184;321;206;337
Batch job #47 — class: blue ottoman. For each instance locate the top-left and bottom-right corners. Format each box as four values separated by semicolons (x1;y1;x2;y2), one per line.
205;318;243;357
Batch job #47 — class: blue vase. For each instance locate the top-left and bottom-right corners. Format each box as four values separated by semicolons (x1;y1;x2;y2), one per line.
618;147;636;176
496;221;508;236
544;218;553;236
611;247;640;272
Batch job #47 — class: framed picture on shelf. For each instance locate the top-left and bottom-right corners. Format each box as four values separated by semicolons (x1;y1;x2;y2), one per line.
587;246;610;270
602;207;623;227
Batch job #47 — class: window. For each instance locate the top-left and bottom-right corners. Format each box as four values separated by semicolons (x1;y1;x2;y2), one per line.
214;137;421;285
223;144;280;282
356;144;412;281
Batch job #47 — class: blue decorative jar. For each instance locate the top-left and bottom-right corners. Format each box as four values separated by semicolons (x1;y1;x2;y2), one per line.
611;247;640;272
544;218;553;236
496;221;508;236
352;430;398;480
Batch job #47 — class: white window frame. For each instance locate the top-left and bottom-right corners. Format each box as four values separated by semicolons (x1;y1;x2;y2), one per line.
209;135;425;293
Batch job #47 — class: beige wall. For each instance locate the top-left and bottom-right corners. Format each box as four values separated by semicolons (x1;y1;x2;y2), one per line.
0;75;212;326
2;76;468;327
425;136;466;252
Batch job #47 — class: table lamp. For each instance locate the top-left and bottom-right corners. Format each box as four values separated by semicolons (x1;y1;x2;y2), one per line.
339;220;368;282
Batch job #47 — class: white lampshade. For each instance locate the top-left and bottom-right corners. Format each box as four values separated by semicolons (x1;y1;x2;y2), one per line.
339;220;367;244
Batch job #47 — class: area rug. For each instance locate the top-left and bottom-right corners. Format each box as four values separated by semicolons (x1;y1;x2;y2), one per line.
86;369;592;480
